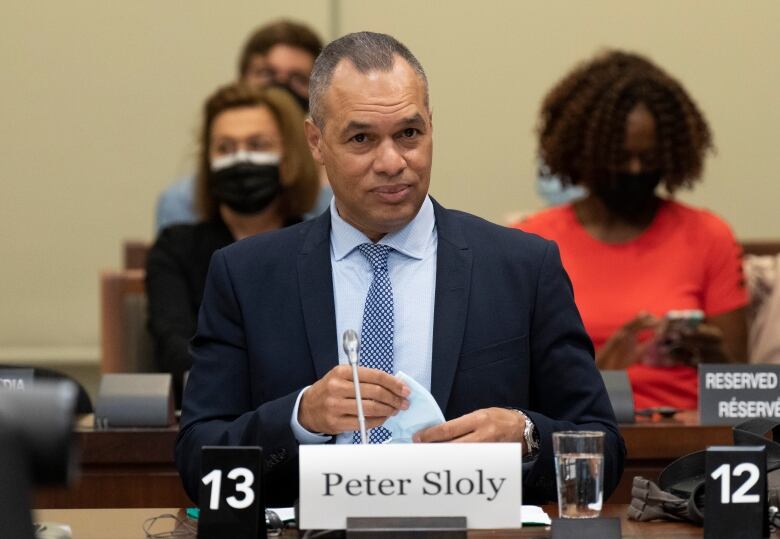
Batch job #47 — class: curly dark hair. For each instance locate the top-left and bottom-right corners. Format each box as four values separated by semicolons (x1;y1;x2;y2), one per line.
538;50;713;193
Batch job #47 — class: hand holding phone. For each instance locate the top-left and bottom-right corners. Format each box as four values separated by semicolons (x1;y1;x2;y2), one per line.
597;312;660;370
639;310;704;366
661;310;704;340
655;310;706;365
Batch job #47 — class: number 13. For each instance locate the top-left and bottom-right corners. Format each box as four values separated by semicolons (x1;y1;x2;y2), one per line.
202;467;256;510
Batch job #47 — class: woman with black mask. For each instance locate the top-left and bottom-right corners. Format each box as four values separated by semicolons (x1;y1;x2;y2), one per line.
146;83;319;406
514;51;748;411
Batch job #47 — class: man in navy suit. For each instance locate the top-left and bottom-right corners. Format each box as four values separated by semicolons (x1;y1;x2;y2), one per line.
176;32;624;506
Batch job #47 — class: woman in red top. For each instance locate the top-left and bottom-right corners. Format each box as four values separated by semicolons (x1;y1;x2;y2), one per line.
514;51;748;411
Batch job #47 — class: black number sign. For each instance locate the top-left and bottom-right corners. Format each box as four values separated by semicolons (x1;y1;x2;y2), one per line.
704;446;767;539
198;446;264;539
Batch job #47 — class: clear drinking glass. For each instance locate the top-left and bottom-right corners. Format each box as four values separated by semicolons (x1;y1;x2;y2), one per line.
552;431;604;518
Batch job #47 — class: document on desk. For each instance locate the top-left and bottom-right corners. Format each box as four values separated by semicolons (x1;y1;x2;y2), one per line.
268;507;296;523
522;505;552;525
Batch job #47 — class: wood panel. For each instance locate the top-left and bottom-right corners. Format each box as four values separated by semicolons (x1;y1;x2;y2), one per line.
34;413;733;508
99;269;145;374
612;411;732;502
34;424;189;509
742;239;780;257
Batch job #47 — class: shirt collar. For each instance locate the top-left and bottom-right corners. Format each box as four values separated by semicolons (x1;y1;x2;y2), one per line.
330;196;435;261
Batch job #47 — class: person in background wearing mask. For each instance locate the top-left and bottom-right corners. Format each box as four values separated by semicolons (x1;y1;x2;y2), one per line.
155;19;326;232
146;84;319;406
514;51;748;411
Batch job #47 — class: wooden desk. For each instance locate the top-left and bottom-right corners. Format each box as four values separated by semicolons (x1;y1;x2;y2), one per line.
34;422;189;509
35;505;775;538
614;410;732;502
34;508;184;539
34;412;732;509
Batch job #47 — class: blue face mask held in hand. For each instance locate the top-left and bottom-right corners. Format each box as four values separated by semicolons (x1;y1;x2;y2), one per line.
382;371;445;443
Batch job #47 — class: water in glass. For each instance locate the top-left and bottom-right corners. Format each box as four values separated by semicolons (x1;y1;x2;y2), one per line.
554;452;603;518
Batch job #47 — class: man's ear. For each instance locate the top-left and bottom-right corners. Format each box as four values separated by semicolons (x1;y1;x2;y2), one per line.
304;118;325;165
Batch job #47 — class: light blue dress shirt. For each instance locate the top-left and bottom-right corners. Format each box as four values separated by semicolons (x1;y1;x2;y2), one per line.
155;176;197;232
291;196;438;443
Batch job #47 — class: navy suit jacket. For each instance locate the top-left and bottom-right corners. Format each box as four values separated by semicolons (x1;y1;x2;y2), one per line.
176;199;625;506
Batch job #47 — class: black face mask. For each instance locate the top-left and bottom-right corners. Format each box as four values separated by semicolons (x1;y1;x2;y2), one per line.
209;162;281;215
270;82;309;112
594;171;662;221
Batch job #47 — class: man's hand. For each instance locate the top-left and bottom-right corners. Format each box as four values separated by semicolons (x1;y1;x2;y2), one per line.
412;407;524;446
298;365;410;435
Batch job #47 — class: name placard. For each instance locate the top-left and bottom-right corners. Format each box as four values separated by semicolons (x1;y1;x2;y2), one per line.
699;364;780;425
299;443;522;530
0;368;34;391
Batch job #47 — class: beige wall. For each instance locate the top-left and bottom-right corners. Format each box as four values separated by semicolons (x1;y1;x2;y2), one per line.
340;0;779;230
1;1;778;363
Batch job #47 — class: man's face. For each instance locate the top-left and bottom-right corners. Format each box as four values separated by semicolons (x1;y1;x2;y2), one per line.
304;57;433;241
243;44;315;99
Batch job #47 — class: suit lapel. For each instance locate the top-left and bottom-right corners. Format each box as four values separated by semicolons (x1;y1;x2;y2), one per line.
430;200;472;412
297;200;472;407
298;211;339;379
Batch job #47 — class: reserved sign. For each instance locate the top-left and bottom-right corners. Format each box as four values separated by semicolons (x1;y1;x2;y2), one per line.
699;364;780;425
0;368;34;391
299;443;522;530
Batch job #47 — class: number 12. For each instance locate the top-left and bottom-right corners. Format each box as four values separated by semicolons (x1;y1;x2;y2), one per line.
710;463;760;504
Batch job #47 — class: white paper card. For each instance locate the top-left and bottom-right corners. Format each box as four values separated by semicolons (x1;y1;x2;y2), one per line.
522;505;551;525
299;443;522;529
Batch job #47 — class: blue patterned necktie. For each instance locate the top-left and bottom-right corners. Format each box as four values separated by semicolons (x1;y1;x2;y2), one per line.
353;243;394;444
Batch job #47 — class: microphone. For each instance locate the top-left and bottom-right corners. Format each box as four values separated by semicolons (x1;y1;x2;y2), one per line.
342;329;367;444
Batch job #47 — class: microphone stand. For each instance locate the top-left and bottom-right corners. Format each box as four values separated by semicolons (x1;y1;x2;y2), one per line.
342;330;367;444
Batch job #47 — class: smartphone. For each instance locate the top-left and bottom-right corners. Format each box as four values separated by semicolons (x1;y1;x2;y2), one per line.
657;309;704;365
663;310;704;335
